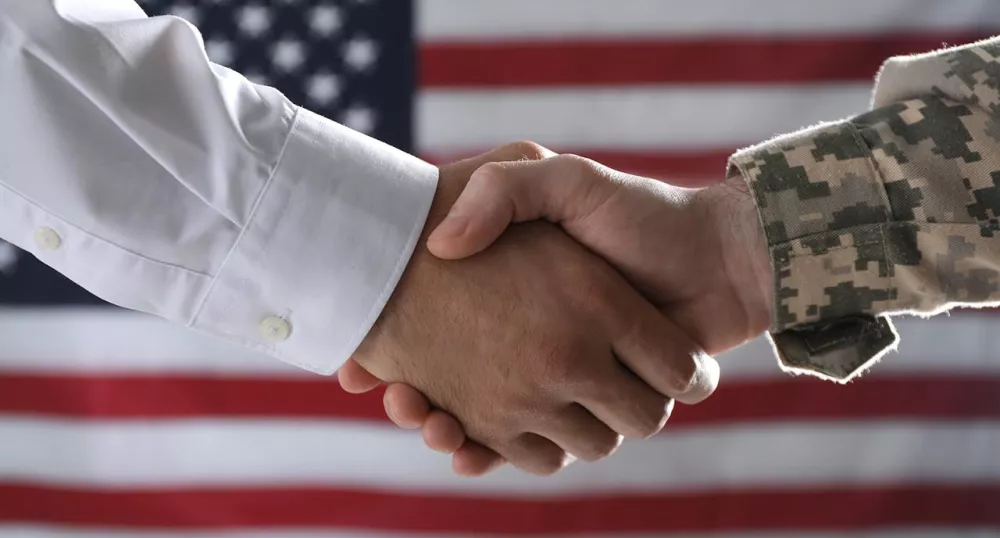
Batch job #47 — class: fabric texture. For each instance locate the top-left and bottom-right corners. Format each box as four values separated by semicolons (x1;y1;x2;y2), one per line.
731;37;1000;381
0;0;438;374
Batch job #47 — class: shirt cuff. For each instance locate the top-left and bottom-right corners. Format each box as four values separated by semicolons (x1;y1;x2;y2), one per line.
191;107;438;375
729;120;901;382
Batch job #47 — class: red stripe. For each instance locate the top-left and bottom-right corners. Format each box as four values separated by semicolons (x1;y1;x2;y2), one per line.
420;33;992;88
0;374;997;424
0;374;385;421
422;149;734;183
0;483;995;532
686;375;1000;425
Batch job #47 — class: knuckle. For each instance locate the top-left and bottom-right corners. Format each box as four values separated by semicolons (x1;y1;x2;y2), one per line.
675;351;721;405
473;161;507;182
503;140;550;161
529;452;569;476
669;355;699;397
507;434;572;477
665;348;716;399
575;373;669;440
631;405;669;439
553;153;592;173
618;395;670;439
579;431;622;462
554;154;605;179
468;161;516;195
469;414;516;445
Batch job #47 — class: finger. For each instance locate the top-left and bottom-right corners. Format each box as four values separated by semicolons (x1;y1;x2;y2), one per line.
428;155;615;260
453;441;506;477
383;383;431;430
422;410;467;454
337;359;382;394
612;301;721;405
576;362;675;439
453;141;558;173
535;404;623;462
496;433;575;477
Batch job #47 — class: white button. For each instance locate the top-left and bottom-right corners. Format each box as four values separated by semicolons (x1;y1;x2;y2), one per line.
260;316;291;342
34;227;62;251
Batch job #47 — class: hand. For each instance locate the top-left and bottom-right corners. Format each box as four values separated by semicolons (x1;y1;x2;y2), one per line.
430;154;774;352
349;146;773;476
343;143;719;476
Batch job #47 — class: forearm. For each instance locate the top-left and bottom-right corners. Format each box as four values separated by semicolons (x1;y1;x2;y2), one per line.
728;37;1000;381
0;1;438;373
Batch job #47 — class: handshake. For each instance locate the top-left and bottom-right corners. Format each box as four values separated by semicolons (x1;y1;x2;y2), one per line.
339;142;774;477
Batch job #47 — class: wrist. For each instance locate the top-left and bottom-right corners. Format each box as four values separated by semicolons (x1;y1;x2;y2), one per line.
702;172;774;339
361;163;469;340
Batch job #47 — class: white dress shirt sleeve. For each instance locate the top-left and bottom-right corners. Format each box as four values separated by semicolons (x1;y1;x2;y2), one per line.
0;1;439;374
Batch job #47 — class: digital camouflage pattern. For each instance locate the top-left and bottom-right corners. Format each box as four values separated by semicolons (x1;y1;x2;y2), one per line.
730;37;1000;381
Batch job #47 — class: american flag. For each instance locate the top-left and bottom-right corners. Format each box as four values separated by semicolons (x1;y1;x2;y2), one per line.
1;0;1000;536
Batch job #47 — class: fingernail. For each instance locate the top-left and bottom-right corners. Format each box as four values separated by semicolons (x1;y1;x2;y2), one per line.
429;213;469;242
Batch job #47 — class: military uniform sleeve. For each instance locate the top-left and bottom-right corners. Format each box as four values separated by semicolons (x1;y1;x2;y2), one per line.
729;37;1000;382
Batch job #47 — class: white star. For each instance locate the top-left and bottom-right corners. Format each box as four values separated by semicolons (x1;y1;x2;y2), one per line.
309;5;342;37
238;5;272;38
306;72;341;106
168;4;201;27
205;39;235;66
343;37;378;72
0;242;18;274
271;38;306;72
342;106;377;133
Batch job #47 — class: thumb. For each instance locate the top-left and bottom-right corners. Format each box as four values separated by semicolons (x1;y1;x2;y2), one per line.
427;156;601;260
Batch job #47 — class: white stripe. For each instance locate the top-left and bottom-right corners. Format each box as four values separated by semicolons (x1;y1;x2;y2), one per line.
418;0;1000;41
1;309;997;379
417;84;871;153
0;308;305;376
0;419;996;492
0;529;994;538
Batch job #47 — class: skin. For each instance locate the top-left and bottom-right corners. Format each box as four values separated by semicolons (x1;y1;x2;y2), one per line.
342;144;772;476
347;144;720;476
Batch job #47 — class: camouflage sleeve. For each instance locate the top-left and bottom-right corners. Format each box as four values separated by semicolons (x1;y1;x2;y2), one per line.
729;37;1000;382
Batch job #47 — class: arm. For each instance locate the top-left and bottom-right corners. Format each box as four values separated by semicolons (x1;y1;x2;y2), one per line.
0;3;712;475
731;37;1000;381
0;1;436;373
368;38;1000;476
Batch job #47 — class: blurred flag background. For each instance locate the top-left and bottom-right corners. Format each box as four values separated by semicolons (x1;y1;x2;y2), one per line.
1;0;999;536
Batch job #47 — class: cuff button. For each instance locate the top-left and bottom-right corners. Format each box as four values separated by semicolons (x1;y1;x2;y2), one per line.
260;316;291;342
34;228;62;251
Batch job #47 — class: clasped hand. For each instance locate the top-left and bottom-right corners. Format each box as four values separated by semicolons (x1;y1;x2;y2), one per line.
339;142;774;477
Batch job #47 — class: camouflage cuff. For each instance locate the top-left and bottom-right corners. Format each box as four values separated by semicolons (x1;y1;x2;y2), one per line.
729;120;901;382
